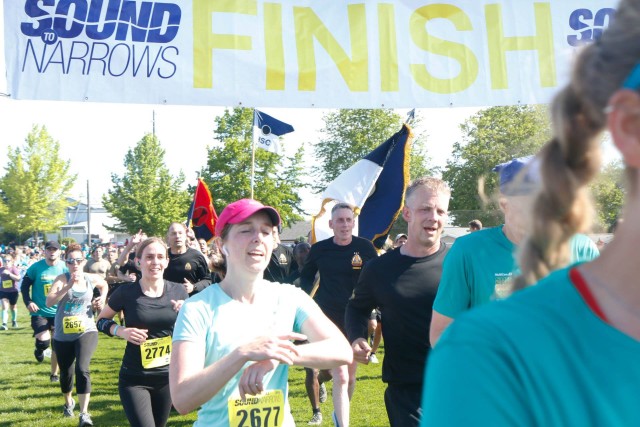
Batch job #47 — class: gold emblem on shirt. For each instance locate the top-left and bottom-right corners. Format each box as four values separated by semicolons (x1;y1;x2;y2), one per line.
185;263;192;271
278;253;288;265
352;252;363;270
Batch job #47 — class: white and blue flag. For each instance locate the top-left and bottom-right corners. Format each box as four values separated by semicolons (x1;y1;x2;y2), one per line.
311;125;413;247
253;110;294;155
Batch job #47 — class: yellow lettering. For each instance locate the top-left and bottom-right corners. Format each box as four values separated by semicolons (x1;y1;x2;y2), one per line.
485;3;555;89
193;0;257;89
378;3;398;92
265;3;285;90
293;5;368;91
409;4;478;94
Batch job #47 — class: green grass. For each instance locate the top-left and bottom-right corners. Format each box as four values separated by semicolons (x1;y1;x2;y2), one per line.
0;309;389;426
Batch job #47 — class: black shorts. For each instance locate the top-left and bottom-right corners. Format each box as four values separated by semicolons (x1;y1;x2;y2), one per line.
31;315;55;336
0;291;19;305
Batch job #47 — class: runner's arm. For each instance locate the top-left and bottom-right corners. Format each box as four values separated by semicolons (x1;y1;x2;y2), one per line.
46;274;73;307
429;310;454;346
20;275;34;306
170;333;305;414
299;249;318;294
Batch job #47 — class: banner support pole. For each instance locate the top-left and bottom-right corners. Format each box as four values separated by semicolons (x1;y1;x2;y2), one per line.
251;109;256;200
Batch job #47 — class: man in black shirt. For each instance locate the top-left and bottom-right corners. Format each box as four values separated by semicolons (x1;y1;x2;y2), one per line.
164;223;211;297
345;177;451;427
263;226;297;283
300;203;377;426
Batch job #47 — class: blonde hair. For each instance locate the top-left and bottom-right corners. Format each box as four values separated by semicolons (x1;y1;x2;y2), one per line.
405;177;451;203
514;0;640;289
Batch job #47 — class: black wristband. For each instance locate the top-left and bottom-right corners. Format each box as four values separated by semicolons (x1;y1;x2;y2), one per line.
97;318;117;337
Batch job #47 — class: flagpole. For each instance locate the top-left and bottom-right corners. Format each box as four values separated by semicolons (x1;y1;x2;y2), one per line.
250;109;256;199
186;178;200;228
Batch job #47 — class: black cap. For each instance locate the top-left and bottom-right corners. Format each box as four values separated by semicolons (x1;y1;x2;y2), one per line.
45;241;60;250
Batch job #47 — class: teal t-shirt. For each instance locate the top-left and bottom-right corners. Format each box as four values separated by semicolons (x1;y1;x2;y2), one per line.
433;226;599;317
421;266;640;426
25;259;68;318
172;280;317;427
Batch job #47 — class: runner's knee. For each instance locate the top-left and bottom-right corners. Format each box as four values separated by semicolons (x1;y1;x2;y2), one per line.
35;338;50;351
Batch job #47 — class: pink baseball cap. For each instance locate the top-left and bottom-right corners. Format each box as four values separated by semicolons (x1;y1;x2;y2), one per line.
215;199;281;237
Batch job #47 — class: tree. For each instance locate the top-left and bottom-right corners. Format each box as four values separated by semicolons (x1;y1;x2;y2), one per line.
442;105;551;226
312;109;431;191
591;160;625;232
102;133;189;236
0;125;76;241
198;108;306;227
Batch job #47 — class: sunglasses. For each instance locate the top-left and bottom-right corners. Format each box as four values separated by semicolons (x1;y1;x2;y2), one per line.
66;258;85;265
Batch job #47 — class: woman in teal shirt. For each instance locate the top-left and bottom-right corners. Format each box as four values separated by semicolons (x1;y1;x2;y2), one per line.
422;0;640;425
170;199;353;426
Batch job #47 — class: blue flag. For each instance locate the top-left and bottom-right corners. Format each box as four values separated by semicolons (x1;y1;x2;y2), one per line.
253;109;294;155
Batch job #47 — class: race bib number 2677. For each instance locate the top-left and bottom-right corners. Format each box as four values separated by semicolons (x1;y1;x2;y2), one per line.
228;390;284;427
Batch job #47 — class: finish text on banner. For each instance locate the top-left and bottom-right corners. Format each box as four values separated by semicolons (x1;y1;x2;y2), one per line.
3;1;615;108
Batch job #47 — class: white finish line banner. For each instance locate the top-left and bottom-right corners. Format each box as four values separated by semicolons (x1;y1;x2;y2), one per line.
3;1;615;108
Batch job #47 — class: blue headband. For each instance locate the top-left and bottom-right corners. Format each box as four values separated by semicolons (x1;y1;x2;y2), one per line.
622;62;640;89
492;156;540;196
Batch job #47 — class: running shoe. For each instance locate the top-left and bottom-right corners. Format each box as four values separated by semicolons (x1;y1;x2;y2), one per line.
0;324;7;330
368;353;379;364
308;412;322;425
34;348;44;363
78;412;94;426
11;321;17;328
63;398;76;418
319;382;327;403
50;374;59;382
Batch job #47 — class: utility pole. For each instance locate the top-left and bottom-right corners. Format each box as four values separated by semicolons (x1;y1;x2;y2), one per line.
87;180;91;245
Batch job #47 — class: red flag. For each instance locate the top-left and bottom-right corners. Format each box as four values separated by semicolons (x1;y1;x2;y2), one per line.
188;179;217;242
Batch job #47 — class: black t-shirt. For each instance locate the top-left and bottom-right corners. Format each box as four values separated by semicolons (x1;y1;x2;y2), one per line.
264;244;298;284
300;236;377;319
107;280;188;379
164;248;211;296
118;253;141;280
345;243;448;386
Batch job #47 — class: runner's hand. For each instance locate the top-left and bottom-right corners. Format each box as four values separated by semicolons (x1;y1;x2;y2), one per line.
131;230;143;244
121;327;148;345
183;281;194;295
237;333;306;365
238;359;278;400
171;299;184;312
352;337;372;365
27;302;39;313
92;298;104;311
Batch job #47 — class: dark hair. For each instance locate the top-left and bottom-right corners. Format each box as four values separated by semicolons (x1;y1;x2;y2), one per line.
468;219;483;230
293;242;311;257
135;237;168;259
167;222;187;236
65;243;83;259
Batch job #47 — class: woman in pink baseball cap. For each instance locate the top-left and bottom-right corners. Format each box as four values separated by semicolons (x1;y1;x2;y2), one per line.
169;199;353;426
